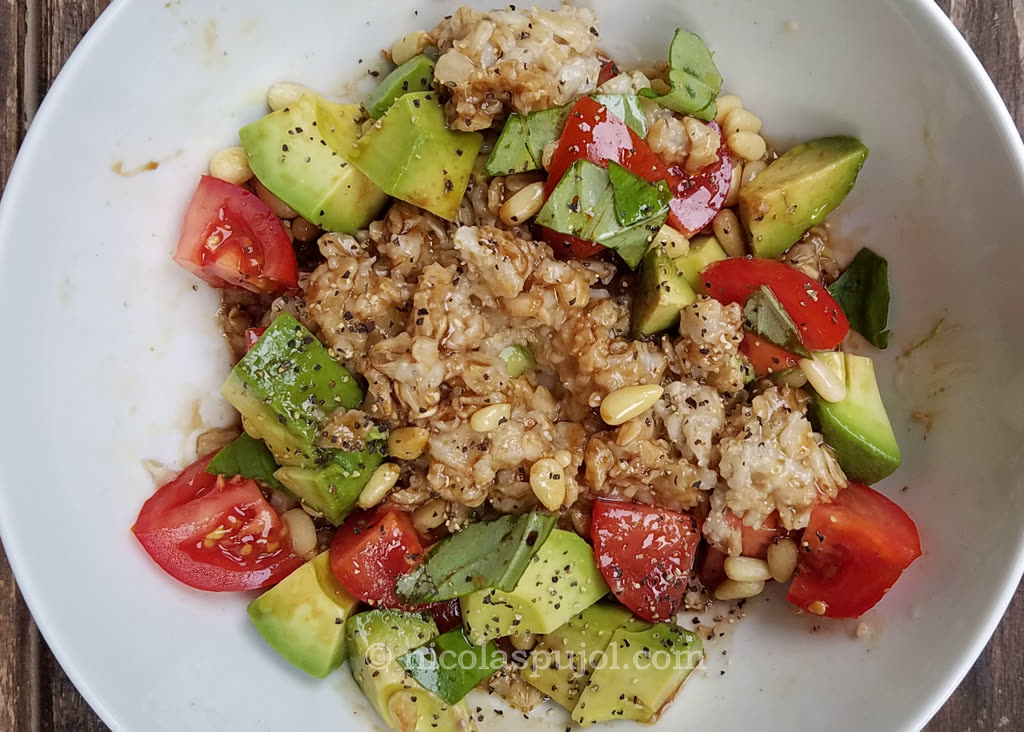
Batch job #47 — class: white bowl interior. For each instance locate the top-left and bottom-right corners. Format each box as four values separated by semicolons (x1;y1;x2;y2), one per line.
1;0;1022;730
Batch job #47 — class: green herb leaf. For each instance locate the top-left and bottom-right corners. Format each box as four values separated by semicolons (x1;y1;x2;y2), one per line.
398;629;505;705
590;94;649;137
828;247;891;349
639;28;723;120
207;432;285;490
396;512;557;604
608;161;672;228
743;285;812;358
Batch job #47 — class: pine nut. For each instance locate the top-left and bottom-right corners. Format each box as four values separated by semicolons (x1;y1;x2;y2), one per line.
388;426;430;460
290;216;320;243
554;450;573;468
616;418;643;446
599;384;664;426
208;147;253;185
253;179;298;219
503;171;543;193
412;498;448;534
357;463;401;509
653;224;689;258
773;367;809;389
799;355;847;403
727;131;768;162
723;162;743;208
391;30;431;66
767;538;799;583
724;556;773;583
723;108;763;136
714;578;766;601
712;209;746;257
499;182;546;226
714;95;744;125
530;458;567;511
469;403;511;432
267;82;309;111
282;508;318;560
740;159;767;189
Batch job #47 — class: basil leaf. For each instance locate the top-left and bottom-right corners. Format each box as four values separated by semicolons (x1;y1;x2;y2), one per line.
828;247;891;349
608;161;672;228
743;285;812;358
207;432;285;490
396;512;557;603
398;629;505;705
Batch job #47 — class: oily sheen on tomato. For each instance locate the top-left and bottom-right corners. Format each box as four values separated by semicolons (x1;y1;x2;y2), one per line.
329;505;426;610
174;175;298;294
132;452;302;592
787;482;921;618
702;257;850;350
741;333;800;377
665;122;733;237
591;499;701;621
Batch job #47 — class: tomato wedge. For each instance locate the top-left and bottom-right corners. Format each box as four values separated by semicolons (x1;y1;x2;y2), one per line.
245;326;268;351
597;57;620;86
591;499;701;621
545;96;670;198
787;482;921;619
132;452;302;592
665;124;733;236
329;505;425;610
703;258;849;350
539;227;606;259
174;175;298;294
741;334;800;377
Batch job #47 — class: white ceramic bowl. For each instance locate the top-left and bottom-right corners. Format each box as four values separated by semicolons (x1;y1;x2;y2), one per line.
1;0;1022;730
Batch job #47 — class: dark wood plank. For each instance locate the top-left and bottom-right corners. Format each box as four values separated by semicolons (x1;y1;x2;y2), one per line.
0;1;1021;731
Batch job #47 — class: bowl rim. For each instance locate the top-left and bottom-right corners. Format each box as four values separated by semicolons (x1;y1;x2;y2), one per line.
1;1;1023;730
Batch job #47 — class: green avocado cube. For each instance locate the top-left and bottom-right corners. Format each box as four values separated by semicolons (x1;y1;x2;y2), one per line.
221;313;363;467
812;352;901;484
571;622;703;726
364;54;437;119
631;244;697;337
522;603;648;710
673;234;729;290
346;610;477;732
349;92;482;221
239;93;389;234
460;529;609;645
399;628;504;705
247;552;360;678
274;447;386;526
739;136;869;259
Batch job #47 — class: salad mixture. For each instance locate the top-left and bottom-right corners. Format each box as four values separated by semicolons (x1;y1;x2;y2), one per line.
134;5;921;729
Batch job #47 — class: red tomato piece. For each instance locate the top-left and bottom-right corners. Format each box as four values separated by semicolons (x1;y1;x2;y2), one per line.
329;506;425;610
698;546;728;589
725;511;787;559
591;499;701;622
702;258;849;350
132;453;302;592
245;326;268;351
174;176;298;294
539;226;606;260
597;57;620;86
787;482;921;619
430;599;464;634
741;333;801;377
665;123;733;236
545;96;670;198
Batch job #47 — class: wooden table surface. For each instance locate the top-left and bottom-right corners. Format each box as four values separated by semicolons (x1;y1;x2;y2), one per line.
1;0;1023;729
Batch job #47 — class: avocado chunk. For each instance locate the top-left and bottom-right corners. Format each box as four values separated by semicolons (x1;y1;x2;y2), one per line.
247;552;360;678
349;92;482;221
460;529;609;645
571;622;703;726
396;512;557;604
364;54;436;119
631;245;697;337
499;345;535;378
812;352;901;484
522;603;647;710
739;136;869;259
274;445;386;525
239;94;389;234
399;628;504;705
346;610;476;732
673;234;728;290
205;431;285;491
535;159;671;269
221;313;364;467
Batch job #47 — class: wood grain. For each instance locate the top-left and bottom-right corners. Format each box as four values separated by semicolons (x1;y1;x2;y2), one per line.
0;1;1022;730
